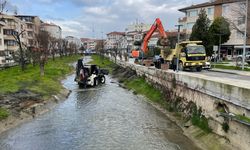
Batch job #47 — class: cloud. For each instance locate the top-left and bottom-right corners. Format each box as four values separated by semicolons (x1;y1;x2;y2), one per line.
11;0;208;38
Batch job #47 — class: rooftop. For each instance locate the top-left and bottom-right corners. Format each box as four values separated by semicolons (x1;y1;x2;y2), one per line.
107;31;125;36
179;0;244;12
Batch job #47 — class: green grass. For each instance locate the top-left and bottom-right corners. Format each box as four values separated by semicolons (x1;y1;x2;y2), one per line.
191;106;212;133
124;77;165;104
0;55;82;98
89;55;116;73
212;64;250;71
0;107;9;120
235;115;250;124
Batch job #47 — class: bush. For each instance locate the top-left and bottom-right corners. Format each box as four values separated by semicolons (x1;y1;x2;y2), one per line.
0;108;9;120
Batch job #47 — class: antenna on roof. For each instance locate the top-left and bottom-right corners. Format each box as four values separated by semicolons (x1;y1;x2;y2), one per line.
92;23;95;39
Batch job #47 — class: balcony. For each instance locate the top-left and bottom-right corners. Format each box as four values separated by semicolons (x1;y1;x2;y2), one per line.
3;35;15;40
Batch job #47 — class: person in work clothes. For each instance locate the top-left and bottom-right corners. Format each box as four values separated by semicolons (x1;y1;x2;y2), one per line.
172;55;178;72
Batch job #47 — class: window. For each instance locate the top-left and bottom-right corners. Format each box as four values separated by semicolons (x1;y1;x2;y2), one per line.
207;7;214;15
239;2;246;9
3;29;13;35
0;38;2;46
27;24;33;29
187;22;195;29
188;10;198;17
238;16;245;25
222;5;229;16
28;32;33;37
4;40;17;46
237;31;244;39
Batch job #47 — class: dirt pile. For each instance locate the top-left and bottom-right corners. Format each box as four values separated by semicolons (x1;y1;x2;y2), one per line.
0;90;42;116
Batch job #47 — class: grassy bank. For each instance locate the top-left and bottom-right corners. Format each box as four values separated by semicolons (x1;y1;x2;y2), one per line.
0;107;9;120
0;55;82;98
89;55;117;73
91;55;211;133
212;64;250;71
124;77;164;104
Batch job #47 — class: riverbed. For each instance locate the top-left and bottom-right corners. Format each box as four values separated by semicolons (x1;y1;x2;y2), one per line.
0;74;200;150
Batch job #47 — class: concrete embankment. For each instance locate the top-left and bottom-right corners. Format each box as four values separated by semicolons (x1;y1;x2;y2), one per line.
113;58;250;150
0;88;71;134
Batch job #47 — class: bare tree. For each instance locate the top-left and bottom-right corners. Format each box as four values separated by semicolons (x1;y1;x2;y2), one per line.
68;42;77;56
49;36;57;61
62;39;68;56
95;40;105;63
12;30;27;71
229;2;250;38
0;0;7;13
35;30;50;76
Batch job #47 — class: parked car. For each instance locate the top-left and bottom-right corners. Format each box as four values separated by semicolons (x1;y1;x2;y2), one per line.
236;51;250;66
203;61;211;70
75;59;109;88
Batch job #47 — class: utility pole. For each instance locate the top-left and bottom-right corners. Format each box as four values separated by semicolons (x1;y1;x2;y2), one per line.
218;34;222;62
242;0;248;70
175;24;183;72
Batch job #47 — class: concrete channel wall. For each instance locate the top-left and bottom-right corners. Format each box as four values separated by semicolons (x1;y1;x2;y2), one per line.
114;59;250;150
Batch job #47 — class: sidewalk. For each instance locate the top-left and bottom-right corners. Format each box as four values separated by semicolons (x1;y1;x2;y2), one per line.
210;68;250;76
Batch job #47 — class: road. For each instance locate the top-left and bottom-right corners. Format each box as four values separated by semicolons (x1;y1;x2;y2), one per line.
199;70;250;81
0;74;200;150
128;57;250;82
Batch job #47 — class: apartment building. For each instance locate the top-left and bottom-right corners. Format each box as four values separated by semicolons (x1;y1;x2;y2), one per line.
179;0;250;60
105;31;125;50
65;36;82;49
81;38;97;50
41;22;62;39
0;14;27;66
15;15;41;48
125;22;151;52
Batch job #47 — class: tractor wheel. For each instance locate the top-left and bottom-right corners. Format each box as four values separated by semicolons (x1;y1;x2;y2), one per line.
100;76;106;84
196;66;202;72
94;78;98;86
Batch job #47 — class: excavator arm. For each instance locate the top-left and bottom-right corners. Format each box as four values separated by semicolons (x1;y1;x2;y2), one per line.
142;18;167;54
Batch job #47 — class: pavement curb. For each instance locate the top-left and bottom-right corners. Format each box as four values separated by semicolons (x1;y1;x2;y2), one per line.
209;69;250;77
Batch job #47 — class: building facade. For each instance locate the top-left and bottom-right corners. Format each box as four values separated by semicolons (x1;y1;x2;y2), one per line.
15;15;41;48
105;32;125;50
0;14;27;66
41;22;62;39
65;36;82;49
179;0;250;60
81;38;97;50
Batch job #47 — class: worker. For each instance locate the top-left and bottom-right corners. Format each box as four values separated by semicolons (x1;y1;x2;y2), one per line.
172;55;178;71
159;56;164;64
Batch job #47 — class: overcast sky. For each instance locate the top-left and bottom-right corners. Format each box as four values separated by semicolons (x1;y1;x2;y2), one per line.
9;0;207;38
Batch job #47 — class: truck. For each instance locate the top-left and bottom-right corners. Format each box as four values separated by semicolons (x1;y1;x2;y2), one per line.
75;59;109;88
131;18;168;66
161;41;207;72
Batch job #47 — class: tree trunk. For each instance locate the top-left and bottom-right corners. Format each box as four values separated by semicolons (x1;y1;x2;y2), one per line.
18;36;25;71
52;51;55;61
40;62;45;76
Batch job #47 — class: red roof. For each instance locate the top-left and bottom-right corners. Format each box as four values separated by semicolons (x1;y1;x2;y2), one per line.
107;31;125;36
150;31;184;38
81;38;91;42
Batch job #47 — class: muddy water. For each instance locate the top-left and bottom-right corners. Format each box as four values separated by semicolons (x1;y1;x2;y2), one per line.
0;74;200;150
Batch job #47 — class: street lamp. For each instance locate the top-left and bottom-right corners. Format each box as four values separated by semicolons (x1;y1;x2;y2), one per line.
242;0;248;70
214;33;226;62
175;24;183;72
